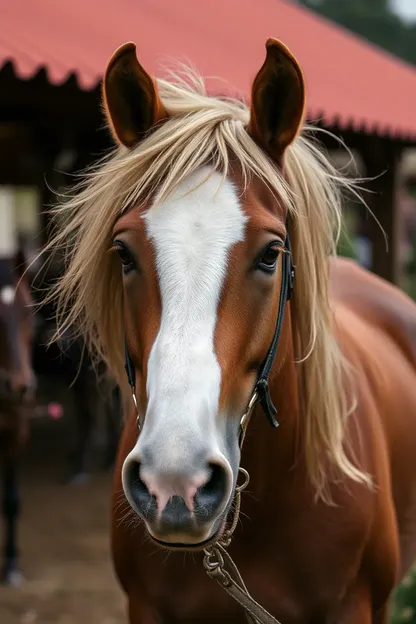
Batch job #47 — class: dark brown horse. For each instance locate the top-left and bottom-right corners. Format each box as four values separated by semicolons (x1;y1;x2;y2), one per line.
44;38;416;622
0;251;36;585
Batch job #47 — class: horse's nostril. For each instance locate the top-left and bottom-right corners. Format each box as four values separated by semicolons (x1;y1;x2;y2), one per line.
195;462;228;516
125;460;157;518
200;463;226;496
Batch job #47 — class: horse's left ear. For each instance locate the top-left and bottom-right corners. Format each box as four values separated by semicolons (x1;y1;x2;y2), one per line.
102;42;168;148
248;39;305;162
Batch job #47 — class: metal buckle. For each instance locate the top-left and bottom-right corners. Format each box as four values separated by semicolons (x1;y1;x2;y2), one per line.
240;390;258;431
131;387;141;430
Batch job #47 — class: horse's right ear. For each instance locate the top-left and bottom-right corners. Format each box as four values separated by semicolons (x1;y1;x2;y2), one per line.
102;42;168;148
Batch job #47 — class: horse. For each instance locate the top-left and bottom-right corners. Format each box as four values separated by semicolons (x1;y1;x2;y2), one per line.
41;37;416;622
0;249;36;585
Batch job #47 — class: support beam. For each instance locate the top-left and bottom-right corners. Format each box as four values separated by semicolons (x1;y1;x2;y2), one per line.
356;136;401;285
0;187;18;258
316;128;405;285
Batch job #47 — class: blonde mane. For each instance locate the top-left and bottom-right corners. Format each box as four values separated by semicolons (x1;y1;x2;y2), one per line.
41;67;370;500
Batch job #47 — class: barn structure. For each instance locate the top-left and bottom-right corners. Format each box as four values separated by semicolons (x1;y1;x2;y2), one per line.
0;0;416;287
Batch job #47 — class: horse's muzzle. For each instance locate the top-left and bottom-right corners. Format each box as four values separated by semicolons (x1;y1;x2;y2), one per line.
122;456;232;547
0;373;37;405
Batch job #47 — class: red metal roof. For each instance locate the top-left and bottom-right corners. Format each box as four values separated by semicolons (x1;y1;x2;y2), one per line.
1;0;416;140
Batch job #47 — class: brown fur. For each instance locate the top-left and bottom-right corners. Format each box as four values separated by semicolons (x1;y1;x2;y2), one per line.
249;38;306;161
0;258;36;451
112;252;415;622
103;42;168;147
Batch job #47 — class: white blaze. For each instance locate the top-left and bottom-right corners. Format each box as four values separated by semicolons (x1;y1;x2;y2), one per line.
140;167;247;468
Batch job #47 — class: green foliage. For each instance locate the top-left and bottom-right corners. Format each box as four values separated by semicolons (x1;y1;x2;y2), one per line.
390;569;416;623
298;0;416;66
336;206;359;260
337;225;358;260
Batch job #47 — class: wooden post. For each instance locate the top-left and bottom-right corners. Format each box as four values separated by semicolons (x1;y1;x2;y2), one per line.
358;136;401;285
0;187;18;258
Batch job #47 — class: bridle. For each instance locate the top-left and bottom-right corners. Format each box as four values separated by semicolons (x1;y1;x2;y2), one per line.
124;229;294;624
124;229;294;430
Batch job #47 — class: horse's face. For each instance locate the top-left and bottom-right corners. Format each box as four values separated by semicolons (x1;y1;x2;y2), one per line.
0;258;35;409
115;166;288;545
105;39;305;547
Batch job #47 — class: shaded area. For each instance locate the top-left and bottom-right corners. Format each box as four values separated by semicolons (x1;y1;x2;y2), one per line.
0;376;125;624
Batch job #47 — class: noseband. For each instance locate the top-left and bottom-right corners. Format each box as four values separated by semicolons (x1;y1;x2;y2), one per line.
123;230;294;624
243;229;294;429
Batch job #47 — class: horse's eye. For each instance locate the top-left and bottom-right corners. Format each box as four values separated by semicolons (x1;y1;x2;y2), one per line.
257;245;281;273
114;241;135;273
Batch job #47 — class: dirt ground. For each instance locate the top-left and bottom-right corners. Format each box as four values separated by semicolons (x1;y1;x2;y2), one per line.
0;379;127;624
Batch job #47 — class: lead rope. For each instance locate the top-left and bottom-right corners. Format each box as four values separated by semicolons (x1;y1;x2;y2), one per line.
202;392;282;624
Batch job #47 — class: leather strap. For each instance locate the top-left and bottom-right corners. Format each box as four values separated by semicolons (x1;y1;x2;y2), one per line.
204;544;282;624
253;231;294;427
124;229;294;429
124;339;136;388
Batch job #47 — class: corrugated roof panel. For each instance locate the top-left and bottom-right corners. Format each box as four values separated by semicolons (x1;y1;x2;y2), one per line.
0;0;415;140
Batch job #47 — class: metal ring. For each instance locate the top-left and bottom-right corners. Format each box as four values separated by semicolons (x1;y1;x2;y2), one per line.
236;467;250;492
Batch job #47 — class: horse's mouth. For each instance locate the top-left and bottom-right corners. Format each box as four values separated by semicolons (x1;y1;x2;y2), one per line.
148;519;226;552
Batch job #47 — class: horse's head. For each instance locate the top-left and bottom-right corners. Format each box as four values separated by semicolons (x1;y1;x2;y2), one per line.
46;37;365;549
0;254;36;412
102;40;305;547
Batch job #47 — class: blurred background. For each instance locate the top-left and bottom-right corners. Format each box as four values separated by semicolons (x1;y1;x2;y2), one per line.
0;0;415;622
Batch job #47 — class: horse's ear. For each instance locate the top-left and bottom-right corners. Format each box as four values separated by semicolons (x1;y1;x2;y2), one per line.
248;39;305;162
102;42;168;148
